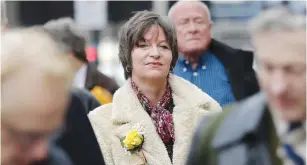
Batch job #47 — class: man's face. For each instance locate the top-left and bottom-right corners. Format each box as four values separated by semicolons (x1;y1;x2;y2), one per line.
253;31;306;122
170;2;212;55
1;69;70;165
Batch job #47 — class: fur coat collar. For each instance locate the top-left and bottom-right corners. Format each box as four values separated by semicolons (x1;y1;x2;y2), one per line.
89;74;221;165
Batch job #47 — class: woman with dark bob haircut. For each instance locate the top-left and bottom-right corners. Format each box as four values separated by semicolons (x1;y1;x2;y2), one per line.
89;10;221;165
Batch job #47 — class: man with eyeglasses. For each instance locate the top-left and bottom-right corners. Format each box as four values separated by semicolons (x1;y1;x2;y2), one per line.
1;28;74;165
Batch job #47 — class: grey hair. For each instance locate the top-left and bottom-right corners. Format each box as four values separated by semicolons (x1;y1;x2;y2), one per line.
249;7;306;34
168;1;212;21
118;10;178;79
43;17;88;62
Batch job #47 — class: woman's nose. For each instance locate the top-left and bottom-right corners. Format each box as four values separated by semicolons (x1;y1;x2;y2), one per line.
149;46;160;58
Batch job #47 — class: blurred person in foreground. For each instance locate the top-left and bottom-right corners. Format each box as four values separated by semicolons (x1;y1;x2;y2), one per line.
43;17;119;105
32;88;105;165
39;20;107;165
168;1;259;107
187;7;306;165
88;10;221;165
50;88;106;165
1;28;74;165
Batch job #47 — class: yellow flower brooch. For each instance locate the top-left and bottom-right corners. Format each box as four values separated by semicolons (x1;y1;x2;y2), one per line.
121;122;148;164
121;129;144;152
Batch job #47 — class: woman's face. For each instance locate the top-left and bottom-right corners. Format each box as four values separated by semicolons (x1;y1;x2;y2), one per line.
131;25;172;81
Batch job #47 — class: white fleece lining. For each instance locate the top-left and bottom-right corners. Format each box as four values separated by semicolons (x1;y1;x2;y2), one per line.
89;74;222;165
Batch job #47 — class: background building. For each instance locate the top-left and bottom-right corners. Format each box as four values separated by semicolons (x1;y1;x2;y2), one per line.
4;0;306;85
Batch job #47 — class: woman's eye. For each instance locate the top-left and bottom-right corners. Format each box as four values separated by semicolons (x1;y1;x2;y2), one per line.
138;43;148;48
160;45;169;49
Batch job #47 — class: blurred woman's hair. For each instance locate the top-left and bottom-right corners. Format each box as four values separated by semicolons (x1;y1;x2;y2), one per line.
118;10;178;79
1;28;74;97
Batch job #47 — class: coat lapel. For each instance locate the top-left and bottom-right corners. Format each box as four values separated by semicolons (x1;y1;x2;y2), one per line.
170;75;222;164
212;93;267;148
211;93;283;165
211;93;281;161
111;79;172;165
111;74;221;165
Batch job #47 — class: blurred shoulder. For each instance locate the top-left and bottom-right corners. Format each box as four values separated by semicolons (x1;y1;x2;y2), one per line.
70;88;101;112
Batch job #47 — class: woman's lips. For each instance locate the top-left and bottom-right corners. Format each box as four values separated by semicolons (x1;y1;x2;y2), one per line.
147;62;162;66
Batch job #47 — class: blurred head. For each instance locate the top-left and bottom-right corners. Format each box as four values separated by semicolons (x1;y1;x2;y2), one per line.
1;28;74;165
43;17;88;71
118;10;178;80
250;8;306;122
168;1;212;56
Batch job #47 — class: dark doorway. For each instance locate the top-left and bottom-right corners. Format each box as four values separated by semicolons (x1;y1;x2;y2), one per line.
108;1;152;23
19;1;74;26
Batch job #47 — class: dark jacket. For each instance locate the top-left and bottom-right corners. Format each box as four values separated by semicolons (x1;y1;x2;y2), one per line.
46;144;73;165
85;62;119;95
208;39;259;101
32;89;104;165
56;88;105;165
187;93;282;165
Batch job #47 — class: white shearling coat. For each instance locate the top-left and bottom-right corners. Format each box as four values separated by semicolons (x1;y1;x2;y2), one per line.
88;74;222;165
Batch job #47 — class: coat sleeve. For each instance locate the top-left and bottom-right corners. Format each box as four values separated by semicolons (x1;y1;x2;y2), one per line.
88;105;115;165
186;114;219;165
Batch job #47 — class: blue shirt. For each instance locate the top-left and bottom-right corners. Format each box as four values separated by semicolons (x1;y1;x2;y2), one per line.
174;52;235;107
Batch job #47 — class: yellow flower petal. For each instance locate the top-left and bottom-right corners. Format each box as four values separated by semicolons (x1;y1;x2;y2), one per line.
134;136;142;146
126;143;134;150
123;129;144;150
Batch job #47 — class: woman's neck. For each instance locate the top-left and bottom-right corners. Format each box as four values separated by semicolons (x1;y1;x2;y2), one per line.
131;76;167;106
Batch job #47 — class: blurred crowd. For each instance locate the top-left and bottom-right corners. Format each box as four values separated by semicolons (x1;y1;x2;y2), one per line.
1;1;306;165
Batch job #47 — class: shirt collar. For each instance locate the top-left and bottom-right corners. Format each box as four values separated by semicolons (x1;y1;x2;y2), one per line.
271;109;288;137
177;55;185;64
